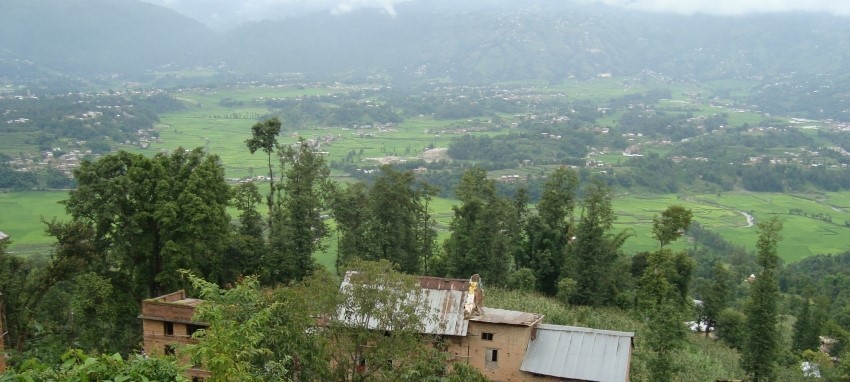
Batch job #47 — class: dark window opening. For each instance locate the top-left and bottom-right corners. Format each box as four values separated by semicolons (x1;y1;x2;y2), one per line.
164;344;176;356
163;321;174;336
481;332;494;341
486;349;498;363
187;324;204;337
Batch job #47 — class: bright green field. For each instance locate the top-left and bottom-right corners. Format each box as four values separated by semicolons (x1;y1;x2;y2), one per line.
141;86;490;179
4;188;849;264
0;191;68;255
612;192;850;262
5;82;849;265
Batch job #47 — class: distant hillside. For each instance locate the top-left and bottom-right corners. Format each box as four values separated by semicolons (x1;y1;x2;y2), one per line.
214;1;850;82
0;0;212;76
3;0;850;82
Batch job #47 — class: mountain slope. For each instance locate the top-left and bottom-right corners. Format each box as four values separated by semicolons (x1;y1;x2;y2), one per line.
214;1;850;82
2;0;850;82
0;0;213;75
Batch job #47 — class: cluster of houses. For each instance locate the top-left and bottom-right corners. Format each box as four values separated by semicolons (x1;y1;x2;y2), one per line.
141;274;635;382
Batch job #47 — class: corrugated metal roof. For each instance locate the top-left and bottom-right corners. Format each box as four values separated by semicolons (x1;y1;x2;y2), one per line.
520;324;634;382
422;288;469;336
337;272;470;337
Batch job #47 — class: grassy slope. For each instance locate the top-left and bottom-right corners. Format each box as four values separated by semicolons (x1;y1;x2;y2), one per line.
485;288;746;382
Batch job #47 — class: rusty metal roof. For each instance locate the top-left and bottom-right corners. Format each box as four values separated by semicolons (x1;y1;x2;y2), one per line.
470;307;543;326
520;324;634;382
417;276;471;336
337;272;471;337
337;272;469;336
421;288;469;336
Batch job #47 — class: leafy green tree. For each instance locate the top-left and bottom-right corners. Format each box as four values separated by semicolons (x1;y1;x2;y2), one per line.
444;167;513;284
232;182;264;238
331;182;370;272
0;349;186;381
522;167;577;295
700;262;734;337
652;205;693;249
266;140;332;284
717;308;747;350
536;167;578;232
792;297;826;353
636;249;693;382
245;117;282;228
508;268;537;292
362;165;435;274
0;220;99;357
564;178;629;306
65;148;232;297
743;217;783;381
183;271;329;382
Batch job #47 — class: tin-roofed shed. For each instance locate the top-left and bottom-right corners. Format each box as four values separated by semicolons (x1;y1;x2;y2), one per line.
520;324;634;382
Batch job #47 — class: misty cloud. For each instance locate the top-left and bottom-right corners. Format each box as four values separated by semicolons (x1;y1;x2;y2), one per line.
591;0;850;16
142;0;413;29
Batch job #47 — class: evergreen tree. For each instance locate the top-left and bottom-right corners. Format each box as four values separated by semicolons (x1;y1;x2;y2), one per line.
364;165;433;274
266;140;332;284
636;208;695;382
792;297;824;353
564;178;628;306
743;217;783;381
331;166;437;275
523;167;577;295
444;167;513;284
330;182;370;272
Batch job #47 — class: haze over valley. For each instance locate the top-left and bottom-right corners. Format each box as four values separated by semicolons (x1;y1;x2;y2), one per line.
3;1;850;380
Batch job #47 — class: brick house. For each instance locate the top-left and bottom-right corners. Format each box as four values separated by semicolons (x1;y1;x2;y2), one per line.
339;273;635;382
144;275;634;382
138;290;209;381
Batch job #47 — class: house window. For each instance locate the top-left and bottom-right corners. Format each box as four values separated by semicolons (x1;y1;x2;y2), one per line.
485;348;498;369
187;324;204;337
163;321;174;336
164;344;176;356
481;332;494;341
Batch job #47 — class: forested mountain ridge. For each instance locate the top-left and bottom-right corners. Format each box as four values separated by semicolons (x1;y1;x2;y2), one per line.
0;0;212;76
3;0;850;82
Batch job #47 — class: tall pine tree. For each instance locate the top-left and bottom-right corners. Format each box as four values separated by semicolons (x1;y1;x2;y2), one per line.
743;217;783;381
564;178;629;306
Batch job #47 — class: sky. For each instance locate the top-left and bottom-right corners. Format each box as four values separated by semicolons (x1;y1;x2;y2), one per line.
142;0;850;29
